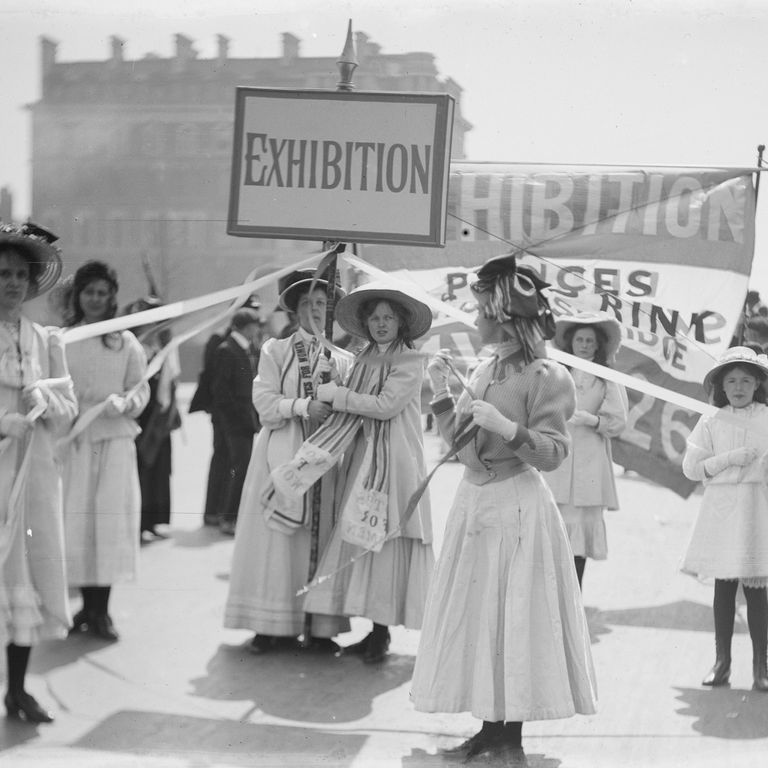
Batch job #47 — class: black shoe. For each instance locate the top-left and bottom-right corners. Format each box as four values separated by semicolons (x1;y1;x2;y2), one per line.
91;614;120;641
441;731;484;757
4;691;54;724
219;520;236;536
753;657;768;692
203;515;219;527
248;634;278;654
304;637;341;654
342;632;372;655
68;608;91;635
363;629;390;664
702;658;731;686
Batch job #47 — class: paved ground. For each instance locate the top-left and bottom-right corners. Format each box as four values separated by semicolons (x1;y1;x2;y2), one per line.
2;385;768;767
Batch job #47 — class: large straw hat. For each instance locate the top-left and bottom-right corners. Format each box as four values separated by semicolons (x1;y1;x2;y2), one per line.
703;346;768;396
553;311;622;361
277;269;346;312
0;221;62;299
335;281;433;341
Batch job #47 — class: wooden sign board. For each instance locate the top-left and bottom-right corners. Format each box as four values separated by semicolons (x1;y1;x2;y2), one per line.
228;88;454;246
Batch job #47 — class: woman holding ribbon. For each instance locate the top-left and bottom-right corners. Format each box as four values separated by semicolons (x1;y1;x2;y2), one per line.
0;223;76;723
287;283;435;664
61;261;149;642
224;268;350;654
410;254;596;763
544;312;627;589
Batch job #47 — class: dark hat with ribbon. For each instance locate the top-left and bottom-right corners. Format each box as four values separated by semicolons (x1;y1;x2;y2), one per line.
278;268;346;312
471;252;554;337
0;221;63;299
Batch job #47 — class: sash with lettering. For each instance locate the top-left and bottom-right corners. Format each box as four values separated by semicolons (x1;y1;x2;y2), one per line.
262;342;393;547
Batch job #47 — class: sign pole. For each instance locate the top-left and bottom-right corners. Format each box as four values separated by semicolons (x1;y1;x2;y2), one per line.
302;20;358;649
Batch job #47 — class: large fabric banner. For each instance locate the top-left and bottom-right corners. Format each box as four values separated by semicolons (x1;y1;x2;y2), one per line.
376;162;758;497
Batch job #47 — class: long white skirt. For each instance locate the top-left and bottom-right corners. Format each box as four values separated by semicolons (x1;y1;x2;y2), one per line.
62;437;141;586
224;438;350;639
411;469;597;722
303;531;434;629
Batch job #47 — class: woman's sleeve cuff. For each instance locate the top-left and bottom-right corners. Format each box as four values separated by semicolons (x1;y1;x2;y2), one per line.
430;396;454;416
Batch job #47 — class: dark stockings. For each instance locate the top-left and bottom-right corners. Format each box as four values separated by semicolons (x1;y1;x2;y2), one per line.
81;586;111;617
5;643;31;695
744;584;768;690
574;556;586;589
703;578;736;686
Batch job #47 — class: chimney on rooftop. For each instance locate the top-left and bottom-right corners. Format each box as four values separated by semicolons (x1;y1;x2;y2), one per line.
174;34;197;70
40;36;58;74
281;33;300;64
0;188;12;224
216;34;230;64
110;36;125;63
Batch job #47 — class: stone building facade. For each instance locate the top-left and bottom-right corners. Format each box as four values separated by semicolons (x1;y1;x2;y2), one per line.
28;32;471;319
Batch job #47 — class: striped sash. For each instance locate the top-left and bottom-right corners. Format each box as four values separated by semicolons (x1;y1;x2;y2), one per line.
262;342;393;533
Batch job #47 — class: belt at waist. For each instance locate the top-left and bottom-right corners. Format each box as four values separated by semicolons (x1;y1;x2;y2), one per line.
463;462;531;486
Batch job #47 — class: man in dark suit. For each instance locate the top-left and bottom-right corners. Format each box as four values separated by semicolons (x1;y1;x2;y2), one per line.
211;307;264;535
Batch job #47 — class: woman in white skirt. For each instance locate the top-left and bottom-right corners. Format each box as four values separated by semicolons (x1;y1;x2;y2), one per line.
410;253;597;763
62;261;149;641
302;283;435;664
0;223;76;723
544;312;627;589
224;269;349;654
681;346;768;691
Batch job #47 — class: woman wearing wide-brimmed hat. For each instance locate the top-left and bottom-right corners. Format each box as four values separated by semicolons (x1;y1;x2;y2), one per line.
224;268;351;654
543;312;628;589
681;346;768;691
293;281;436;664
61;261;149;642
410;254;596;763
0;223;77;723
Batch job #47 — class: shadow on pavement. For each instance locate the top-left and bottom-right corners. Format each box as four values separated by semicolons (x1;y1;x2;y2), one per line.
584;606;612;645
190;642;415;722
28;633;117;677
0;719;42;752
596;599;747;634
72;711;367;765
674;686;768;738
402;746;561;767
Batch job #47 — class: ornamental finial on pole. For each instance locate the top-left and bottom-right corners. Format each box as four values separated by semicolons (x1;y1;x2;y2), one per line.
336;19;358;91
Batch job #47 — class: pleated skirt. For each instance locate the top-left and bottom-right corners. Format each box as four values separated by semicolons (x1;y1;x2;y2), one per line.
410;469;597;722
303;529;434;629
558;504;607;560
682;482;768;581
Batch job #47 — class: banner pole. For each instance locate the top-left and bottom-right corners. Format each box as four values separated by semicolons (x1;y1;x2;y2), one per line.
302;20;358;649
755;144;765;204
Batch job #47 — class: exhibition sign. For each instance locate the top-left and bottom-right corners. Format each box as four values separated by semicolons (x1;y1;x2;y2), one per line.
228;88;455;246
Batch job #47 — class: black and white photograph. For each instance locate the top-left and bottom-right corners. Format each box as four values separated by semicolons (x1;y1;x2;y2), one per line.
1;1;768;766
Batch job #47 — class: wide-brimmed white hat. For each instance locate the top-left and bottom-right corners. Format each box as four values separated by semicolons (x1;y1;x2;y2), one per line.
703;346;768;396
0;221;62;299
553;311;623;362
335;282;433;341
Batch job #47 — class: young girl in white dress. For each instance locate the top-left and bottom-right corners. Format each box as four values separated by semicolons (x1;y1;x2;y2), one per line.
681;346;768;691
